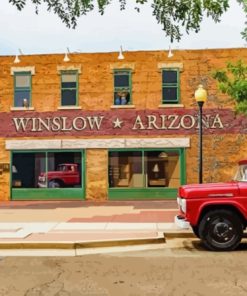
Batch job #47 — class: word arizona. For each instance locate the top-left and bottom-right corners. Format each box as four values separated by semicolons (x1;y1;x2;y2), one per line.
132;114;224;130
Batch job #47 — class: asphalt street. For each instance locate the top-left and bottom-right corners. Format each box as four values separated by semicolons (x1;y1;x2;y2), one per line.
1;238;247;296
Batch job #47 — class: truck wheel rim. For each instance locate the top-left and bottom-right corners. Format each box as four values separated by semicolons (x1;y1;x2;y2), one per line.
49;181;59;188
209;218;235;243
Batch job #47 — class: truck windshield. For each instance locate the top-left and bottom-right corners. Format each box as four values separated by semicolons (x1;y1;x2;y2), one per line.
234;164;247;181
57;165;66;171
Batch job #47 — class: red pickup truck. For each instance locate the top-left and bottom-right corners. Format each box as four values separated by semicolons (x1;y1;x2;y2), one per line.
38;163;80;188
175;160;247;251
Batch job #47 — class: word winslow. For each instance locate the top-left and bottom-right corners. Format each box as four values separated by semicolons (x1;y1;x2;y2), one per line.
13;116;104;132
12;113;224;132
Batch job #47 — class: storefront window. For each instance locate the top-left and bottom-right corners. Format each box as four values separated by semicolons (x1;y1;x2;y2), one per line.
144;151;180;187
109;150;180;188
12;153;45;188
12;151;82;189
109;151;142;187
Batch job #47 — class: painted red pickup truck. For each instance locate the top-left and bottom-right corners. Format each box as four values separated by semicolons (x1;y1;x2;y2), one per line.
38;163;80;188
175;160;247;251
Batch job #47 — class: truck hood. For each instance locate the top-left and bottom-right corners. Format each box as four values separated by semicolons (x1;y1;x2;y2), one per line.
179;181;239;199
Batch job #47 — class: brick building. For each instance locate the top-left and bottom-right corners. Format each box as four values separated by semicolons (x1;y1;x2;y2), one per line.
0;48;246;201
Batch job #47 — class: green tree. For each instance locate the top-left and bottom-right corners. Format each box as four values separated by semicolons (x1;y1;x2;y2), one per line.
212;60;247;114
9;0;247;42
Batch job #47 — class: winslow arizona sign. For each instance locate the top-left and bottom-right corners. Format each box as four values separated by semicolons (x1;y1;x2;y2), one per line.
13;113;223;132
0;108;246;137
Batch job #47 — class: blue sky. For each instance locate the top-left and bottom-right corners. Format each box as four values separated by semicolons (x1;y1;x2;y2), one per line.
0;0;246;55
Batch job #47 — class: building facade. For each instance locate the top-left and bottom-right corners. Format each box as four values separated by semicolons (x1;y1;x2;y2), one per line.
0;48;247;201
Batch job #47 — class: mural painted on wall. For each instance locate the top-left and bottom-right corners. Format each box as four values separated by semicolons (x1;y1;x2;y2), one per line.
0;108;246;137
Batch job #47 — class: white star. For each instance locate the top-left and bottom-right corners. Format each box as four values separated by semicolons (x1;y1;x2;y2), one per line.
113;118;123;128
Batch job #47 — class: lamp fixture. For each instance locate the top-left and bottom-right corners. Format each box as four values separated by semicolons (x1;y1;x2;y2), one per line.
152;164;159;173
118;46;124;60
152;163;160;179
168;45;174;58
13;48;23;64
14;55;20;63
12;165;18;173
195;84;207;103
63;47;70;62
158;152;168;158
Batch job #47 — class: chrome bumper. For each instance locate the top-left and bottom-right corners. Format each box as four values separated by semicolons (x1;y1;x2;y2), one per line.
174;215;190;229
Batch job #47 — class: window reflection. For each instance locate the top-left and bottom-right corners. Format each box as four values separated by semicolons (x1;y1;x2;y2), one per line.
109;151;142;188
109;150;180;188
47;152;81;188
12;152;82;189
144;151;180;187
12;153;45;188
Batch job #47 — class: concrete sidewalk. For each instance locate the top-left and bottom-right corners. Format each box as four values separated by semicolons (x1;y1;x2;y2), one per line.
0;200;193;252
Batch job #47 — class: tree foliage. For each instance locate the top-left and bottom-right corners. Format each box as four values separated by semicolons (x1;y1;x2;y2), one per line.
212;60;247;114
238;0;247;40
9;0;247;42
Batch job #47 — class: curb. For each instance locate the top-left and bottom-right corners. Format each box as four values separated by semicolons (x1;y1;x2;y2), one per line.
0;236;166;250
164;232;196;239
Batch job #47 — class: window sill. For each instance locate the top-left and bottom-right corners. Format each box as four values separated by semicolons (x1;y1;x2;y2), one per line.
158;104;184;108
58;106;82;110
10;107;35;111
111;105;135;109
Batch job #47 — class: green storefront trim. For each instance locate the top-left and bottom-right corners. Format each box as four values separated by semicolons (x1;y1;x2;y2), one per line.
109;188;178;199
108;148;186;200
11;149;85;200
12;188;84;200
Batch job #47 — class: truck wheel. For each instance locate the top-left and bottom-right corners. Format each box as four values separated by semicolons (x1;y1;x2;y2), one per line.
191;226;200;238
198;209;243;251
48;180;62;188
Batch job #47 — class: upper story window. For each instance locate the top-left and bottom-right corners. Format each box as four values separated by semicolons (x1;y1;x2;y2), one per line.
162;69;180;104
61;71;78;106
114;70;131;105
14;72;32;107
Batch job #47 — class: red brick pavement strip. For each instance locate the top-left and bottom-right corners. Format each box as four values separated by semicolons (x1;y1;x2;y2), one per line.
0;200;178;209
0;229;21;233
68;210;179;223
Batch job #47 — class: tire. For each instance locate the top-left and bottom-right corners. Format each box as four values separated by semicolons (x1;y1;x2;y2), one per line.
191;226;200;238
48;180;62;188
198;209;243;251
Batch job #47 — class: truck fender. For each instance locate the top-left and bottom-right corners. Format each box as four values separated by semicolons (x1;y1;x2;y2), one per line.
194;200;247;226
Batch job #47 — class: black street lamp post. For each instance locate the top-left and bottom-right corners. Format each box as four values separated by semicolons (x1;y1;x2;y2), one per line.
195;85;207;184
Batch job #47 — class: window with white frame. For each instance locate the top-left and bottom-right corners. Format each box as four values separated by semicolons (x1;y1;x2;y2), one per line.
61;71;78;106
114;70;131;105
162;69;180;104
14;72;32;107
